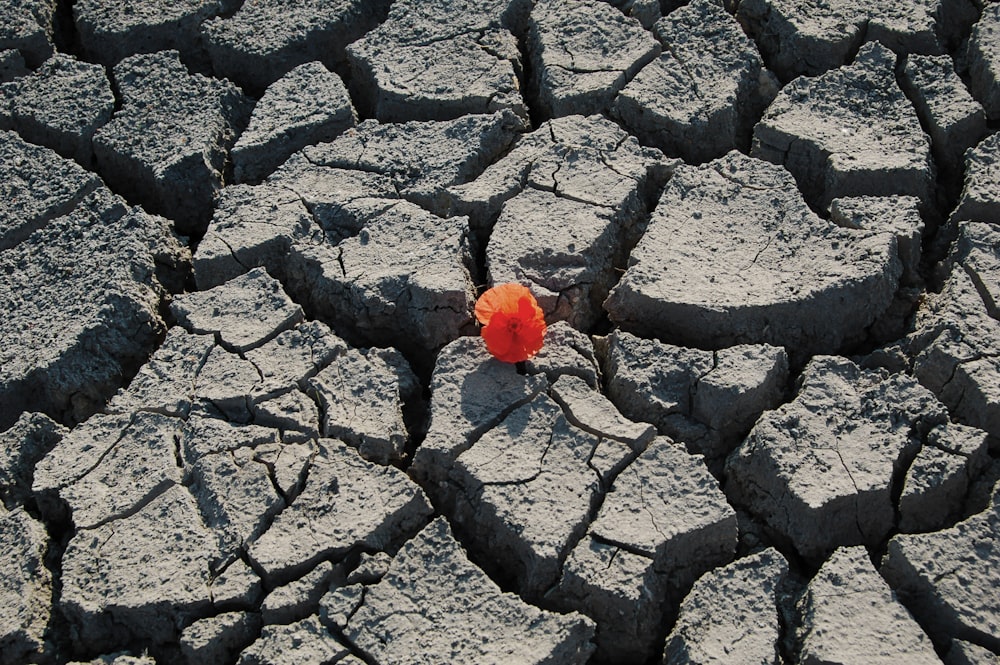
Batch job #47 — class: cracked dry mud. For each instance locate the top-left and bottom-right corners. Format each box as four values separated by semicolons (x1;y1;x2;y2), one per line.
1;1;999;664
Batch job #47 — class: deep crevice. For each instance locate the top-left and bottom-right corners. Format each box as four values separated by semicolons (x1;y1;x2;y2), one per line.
775;566;809;665
515;12;546;128
52;0;80;57
34;493;75;664
893;55;962;241
587;157;673;339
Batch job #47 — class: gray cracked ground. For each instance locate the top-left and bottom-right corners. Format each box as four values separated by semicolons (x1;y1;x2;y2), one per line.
1;1;1000;664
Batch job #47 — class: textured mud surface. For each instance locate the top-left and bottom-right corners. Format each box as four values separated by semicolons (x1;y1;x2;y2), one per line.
2;0;999;663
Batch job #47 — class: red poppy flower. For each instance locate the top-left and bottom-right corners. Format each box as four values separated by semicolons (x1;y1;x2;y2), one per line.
475;283;547;363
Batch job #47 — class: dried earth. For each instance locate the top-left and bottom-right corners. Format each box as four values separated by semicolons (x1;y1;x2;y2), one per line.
1;0;999;663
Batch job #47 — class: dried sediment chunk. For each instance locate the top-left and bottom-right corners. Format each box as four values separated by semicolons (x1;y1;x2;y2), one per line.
245;321;346;397
900;53;988;173
944;639;999;665
107;328;215;418
286;199;476;357
737;0;976;81
349;30;525;123
526;321;601;388
265;157;399;243
605;151;901;356
74;0;239;65
328;517;596;664
60;484;223;653
898;422;990;533
0;53;114;167
601;330;788;461
178;417;281;467
946;221;1000;320
0;507;51;665
589;438;736;569
613;0;778;163
447;113;673;244
550;437;737;663
0;412;64;507
414;333;631;569
93;50;250;235
237;615;353;665
193;162;396;289
474;116;672;328
249;441;314;505
549;538;666;664
206;195;448;357
0;187;189;430
448;394;612;599
180;612;260;665
196;345;264;422
738;0;866;80
189;443;285;553
409;328;607;491
951;133;1000;225
193;183;316;290
869;6;939;54
197;348;263;423
109;320;328;427
347;0;529;122
906;222;1000;440
603;321;723;424
0;130;101;250
753;42;934;212
413;358;668;660
410;336;549;487
0;0;55;66
34;414;220;534
0;49;26;82
798;546;940;664
300;110;523;216
486;187;626;329
550;375;655;455
966;3;1000;121
53;412;185;530
203;0;390;93
171;268;304;353
607;0;661;29
260;562;333;625
267;397;320;430
865;0;978;56
115;317;391;447
232;62;356;184
32;412;143;520
308;347;419;464
528;0;659;118
664;548;789;665
247;439;431;586
830;195;925;286
726;355;956;560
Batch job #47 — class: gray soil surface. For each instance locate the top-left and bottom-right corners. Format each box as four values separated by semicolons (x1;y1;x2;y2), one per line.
1;1;999;664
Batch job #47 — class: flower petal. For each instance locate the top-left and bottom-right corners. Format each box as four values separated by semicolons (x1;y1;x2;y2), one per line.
481;312;515;360
515;318;546;360
517;293;544;325
475;283;533;325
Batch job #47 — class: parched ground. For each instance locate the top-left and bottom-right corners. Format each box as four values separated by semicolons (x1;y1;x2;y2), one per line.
2;0;999;664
